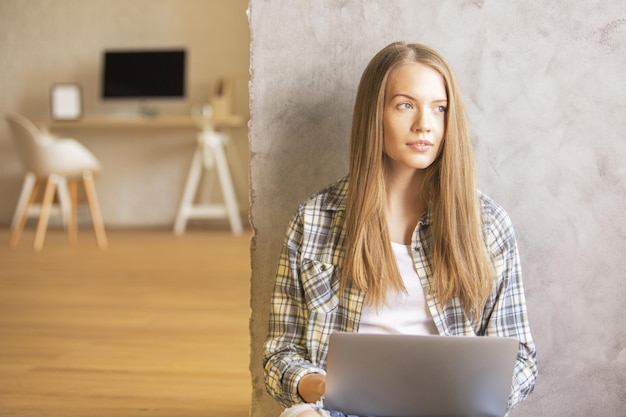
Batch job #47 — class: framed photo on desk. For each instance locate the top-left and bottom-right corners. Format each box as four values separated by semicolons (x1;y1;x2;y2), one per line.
50;83;82;120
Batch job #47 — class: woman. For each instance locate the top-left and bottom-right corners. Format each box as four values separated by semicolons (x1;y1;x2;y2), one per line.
263;41;537;417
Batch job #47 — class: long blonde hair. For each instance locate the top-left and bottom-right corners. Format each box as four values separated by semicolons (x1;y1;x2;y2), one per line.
342;42;493;320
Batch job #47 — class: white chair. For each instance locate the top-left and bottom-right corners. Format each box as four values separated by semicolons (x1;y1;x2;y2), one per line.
6;112;107;251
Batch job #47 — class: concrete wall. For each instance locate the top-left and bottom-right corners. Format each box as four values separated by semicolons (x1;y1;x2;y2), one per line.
0;0;250;228
249;1;625;417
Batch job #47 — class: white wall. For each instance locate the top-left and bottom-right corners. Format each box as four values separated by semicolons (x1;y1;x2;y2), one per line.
249;1;626;417
0;0;250;228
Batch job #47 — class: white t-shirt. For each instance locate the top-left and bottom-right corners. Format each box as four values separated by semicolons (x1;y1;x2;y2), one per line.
358;241;438;335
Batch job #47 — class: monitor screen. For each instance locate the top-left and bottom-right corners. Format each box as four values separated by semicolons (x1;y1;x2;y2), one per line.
102;49;186;99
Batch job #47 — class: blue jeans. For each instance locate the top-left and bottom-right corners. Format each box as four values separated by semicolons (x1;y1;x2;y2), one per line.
329;411;376;417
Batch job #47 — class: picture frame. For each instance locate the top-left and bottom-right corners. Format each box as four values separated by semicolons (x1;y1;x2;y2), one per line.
50;83;82;120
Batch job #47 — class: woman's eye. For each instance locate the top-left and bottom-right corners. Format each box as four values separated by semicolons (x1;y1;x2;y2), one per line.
434;105;448;113
398;102;413;110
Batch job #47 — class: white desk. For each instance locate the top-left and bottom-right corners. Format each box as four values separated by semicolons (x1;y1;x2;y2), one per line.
39;115;242;129
38;116;246;235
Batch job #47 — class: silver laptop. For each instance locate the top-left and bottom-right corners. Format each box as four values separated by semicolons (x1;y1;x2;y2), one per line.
323;333;518;417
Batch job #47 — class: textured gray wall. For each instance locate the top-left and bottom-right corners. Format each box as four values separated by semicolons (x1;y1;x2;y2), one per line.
248;1;626;416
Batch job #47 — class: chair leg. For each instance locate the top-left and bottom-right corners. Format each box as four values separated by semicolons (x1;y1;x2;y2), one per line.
34;176;58;252
9;178;40;248
82;171;107;249
66;180;78;244
56;177;71;228
10;173;37;231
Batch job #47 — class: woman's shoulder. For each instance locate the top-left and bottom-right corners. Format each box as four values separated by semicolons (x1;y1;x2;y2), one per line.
289;176;349;244
299;175;349;213
477;191;508;216
477;191;516;241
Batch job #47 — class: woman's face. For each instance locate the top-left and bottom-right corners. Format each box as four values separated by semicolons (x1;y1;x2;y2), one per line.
382;62;447;175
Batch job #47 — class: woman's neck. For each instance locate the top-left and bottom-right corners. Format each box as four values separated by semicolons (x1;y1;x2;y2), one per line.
384;169;426;245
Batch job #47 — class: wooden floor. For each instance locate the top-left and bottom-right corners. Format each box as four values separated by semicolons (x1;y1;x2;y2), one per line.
0;227;252;417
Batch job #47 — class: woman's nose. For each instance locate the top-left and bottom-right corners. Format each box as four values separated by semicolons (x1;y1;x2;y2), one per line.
412;108;432;132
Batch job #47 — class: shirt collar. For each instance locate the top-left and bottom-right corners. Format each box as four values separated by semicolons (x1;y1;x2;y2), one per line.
420;203;432;226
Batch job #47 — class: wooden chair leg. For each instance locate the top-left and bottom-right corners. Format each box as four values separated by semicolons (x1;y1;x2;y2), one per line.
11;173;37;231
9;179;40;248
82;171;107;249
34;176;57;252
66;180;78;244
56;177;71;228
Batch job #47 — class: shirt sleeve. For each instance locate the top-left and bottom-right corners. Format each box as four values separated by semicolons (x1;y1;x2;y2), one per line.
263;210;326;407
480;198;538;411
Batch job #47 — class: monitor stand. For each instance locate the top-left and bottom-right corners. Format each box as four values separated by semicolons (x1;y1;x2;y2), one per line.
138;101;159;118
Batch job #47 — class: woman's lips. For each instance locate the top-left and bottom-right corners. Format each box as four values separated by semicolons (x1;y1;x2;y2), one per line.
407;140;433;152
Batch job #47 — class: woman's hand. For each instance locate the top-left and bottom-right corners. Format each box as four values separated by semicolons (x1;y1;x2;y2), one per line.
297;373;326;403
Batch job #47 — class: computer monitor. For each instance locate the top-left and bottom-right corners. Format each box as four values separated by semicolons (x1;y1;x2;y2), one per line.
101;49;186;99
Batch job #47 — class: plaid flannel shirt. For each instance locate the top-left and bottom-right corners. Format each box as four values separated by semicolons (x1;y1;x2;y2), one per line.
263;176;537;412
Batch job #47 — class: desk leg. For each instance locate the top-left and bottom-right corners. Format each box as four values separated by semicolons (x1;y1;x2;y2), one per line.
173;130;243;236
211;136;243;235
173;146;204;236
